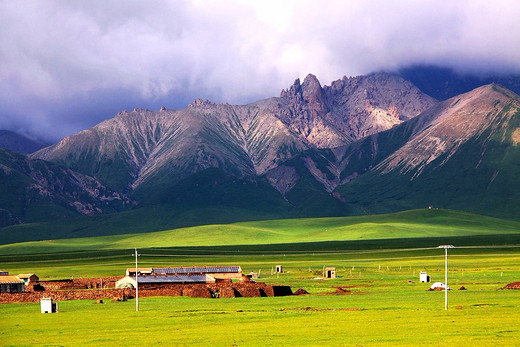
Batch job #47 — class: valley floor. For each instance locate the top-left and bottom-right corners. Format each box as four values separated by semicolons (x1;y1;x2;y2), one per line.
1;246;519;346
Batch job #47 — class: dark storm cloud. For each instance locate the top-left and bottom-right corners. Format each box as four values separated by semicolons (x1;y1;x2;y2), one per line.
1;0;519;142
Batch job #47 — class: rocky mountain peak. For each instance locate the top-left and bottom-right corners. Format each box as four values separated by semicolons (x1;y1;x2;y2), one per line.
270;71;437;148
280;78;301;98
301;74;322;95
301;74;325;110
280;74;323;103
30;71;440;213
189;98;217;108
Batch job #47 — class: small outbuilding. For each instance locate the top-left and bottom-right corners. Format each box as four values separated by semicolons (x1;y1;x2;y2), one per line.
420;271;430;283
325;267;337;279
40;297;58;313
17;273;39;285
275;265;283;273
0;276;25;293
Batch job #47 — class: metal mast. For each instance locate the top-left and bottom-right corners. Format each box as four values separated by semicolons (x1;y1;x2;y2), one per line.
134;248;139;312
438;245;455;310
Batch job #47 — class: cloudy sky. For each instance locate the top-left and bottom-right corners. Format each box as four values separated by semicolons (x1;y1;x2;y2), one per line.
1;0;520;142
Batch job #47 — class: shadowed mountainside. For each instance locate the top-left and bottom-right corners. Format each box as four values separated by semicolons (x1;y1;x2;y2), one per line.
0;130;49;154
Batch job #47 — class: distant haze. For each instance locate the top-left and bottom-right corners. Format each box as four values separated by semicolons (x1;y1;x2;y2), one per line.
1;0;520;142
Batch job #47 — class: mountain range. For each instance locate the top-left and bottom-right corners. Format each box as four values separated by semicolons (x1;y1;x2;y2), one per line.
0;130;48;154
1;67;520;238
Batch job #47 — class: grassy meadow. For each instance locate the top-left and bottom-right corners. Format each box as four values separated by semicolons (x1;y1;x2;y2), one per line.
1;208;520;256
0;208;519;345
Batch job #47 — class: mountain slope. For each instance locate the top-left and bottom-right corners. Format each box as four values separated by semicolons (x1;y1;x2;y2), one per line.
0;148;132;226
32;72;434;199
262;98;444;203
0;130;48;154
2;208;520;250
337;84;520;218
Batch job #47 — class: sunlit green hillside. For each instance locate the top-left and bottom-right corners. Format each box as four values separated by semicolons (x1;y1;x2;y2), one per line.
1;209;519;255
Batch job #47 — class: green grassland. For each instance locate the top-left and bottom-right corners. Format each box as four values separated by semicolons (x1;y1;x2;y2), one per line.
1;248;519;346
1;208;519;345
1;209;520;256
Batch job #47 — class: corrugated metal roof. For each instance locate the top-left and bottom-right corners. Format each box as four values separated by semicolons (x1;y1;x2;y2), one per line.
132;275;209;283
152;266;241;274
0;276;24;284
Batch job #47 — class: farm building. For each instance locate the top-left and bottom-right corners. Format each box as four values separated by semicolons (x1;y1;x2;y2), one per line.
325;267;336;279
117;266;243;289
151;266;243;280
0;276;25;293
17;273;39;285
0;271;8;276
125;266;242;279
115;274;214;289
420;271;430;283
40;297;58;313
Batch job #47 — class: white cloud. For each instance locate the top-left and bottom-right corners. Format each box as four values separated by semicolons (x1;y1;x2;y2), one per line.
1;0;520;140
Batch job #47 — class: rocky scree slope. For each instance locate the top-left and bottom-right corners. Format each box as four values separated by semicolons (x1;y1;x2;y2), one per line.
0;148;132;226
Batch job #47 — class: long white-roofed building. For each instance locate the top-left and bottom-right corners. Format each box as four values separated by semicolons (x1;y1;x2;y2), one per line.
116;266;243;289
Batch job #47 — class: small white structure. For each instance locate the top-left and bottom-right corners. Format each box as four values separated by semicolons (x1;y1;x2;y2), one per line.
420;271;430;283
275;265;283;273
325;267;336;279
429;282;450;291
40;297;58;313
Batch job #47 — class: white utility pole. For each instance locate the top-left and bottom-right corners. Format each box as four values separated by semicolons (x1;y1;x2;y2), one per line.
438;245;455;310
134;248;139;312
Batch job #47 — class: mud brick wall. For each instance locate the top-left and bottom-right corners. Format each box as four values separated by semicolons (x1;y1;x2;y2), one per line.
0;289;128;303
0;277;293;303
35;277;120;291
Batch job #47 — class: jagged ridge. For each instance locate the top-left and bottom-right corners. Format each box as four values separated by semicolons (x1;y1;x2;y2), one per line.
33;72;434;195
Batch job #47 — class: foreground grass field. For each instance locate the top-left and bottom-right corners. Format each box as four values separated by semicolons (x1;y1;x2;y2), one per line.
2;288;519;346
1;246;519;345
1;208;519;345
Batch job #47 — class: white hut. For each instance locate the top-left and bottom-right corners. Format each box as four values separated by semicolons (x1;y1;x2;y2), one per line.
325;267;337;279
420;271;430;283
40;297;58;313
